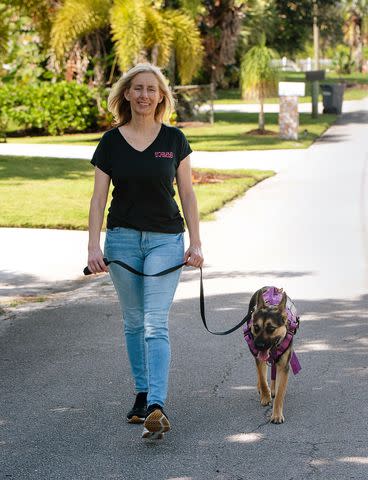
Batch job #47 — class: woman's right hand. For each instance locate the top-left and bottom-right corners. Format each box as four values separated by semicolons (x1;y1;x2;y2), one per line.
87;246;109;274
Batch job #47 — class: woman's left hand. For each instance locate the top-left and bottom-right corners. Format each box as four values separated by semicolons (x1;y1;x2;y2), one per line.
184;244;204;268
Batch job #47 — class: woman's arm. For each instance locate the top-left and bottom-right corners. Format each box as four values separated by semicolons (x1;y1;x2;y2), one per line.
176;156;204;268
88;167;111;274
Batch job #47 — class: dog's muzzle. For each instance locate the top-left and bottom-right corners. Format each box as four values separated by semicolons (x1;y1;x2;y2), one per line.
254;339;271;351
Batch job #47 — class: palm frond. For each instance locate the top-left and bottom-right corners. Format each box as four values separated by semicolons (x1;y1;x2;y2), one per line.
110;0;146;72
240;40;279;100
51;0;110;59
163;10;203;84
0;5;10;59
144;6;173;66
179;0;204;18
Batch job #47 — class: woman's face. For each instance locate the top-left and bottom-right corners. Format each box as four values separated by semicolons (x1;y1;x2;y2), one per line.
125;72;164;118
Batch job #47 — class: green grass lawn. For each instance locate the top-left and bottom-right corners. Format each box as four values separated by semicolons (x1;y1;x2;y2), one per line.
0;155;273;229
5;111;337;151
5;131;103;145
215;71;368;104
184;112;336;151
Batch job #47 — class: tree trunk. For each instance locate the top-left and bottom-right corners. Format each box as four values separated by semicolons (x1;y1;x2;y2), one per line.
167;52;176;87
201;2;243;88
151;45;159;65
259;98;265;131
64;41;89;83
352;40;363;72
344;10;364;72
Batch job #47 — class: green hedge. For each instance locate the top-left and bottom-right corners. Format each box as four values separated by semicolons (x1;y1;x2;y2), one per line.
0;81;99;135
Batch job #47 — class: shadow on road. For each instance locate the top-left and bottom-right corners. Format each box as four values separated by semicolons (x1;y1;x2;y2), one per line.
314;132;350;144
181;268;314;282
0;271;104;300
336;110;368;125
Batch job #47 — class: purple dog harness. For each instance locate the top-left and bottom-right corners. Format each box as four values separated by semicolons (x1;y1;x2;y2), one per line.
243;287;301;380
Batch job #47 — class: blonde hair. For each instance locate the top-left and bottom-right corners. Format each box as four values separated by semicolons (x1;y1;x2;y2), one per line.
108;63;175;125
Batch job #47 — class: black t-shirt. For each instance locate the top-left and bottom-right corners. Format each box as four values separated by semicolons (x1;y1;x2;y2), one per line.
90;123;192;233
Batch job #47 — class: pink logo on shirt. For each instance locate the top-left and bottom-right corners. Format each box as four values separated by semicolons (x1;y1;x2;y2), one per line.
154;151;174;158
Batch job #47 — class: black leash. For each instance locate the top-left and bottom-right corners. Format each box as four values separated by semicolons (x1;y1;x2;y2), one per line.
198;266;252;335
84;259;251;336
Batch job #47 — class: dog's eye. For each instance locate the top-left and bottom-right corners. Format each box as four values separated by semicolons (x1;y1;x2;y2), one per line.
266;327;276;334
253;325;260;333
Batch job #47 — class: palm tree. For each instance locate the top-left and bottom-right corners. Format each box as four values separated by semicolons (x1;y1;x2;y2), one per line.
167;0;263;88
343;0;368;71
50;0;203;85
239;35;279;133
196;0;251;87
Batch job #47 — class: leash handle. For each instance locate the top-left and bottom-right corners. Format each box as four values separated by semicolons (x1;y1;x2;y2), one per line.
84;259;251;336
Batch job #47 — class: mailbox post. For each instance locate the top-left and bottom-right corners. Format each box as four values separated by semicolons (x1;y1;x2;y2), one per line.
305;70;325;118
278;82;305;141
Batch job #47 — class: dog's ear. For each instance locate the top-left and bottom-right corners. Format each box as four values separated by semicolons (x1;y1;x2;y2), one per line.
256;289;266;309
277;292;287;312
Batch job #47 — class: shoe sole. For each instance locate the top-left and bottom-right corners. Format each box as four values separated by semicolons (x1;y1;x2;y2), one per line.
142;409;170;439
127;415;145;424
141;427;164;440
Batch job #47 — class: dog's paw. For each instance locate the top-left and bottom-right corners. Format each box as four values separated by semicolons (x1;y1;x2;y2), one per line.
260;391;272;406
271;412;285;424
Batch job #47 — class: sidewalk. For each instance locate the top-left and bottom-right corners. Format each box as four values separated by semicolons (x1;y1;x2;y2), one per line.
0;142;303;173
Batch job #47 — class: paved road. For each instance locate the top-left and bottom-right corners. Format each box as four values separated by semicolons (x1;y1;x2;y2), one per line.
1;101;368;479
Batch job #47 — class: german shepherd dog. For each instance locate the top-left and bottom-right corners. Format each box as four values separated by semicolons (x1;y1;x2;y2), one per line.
245;287;300;424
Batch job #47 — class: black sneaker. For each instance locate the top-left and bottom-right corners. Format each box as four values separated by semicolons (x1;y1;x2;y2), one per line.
126;392;147;424
142;403;170;440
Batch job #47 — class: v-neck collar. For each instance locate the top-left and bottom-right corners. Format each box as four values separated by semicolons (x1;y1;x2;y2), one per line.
116;124;164;153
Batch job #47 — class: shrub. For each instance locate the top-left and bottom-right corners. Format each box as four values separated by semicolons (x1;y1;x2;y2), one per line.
332;46;355;74
0;81;99;135
173;85;213;122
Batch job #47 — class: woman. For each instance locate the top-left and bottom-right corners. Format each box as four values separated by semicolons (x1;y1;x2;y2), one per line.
87;63;203;440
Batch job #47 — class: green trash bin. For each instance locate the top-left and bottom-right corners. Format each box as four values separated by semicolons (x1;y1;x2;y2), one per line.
320;83;345;114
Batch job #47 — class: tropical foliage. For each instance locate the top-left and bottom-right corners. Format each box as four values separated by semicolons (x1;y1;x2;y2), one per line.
0;0;367;138
0;12;49;84
0;4;10;60
343;0;368;71
332;45;356;74
3;0;367;88
197;0;249;86
10;0;54;45
50;0;203;85
240;35;279;131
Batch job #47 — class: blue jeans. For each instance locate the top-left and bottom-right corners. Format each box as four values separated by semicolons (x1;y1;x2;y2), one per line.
104;227;184;407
